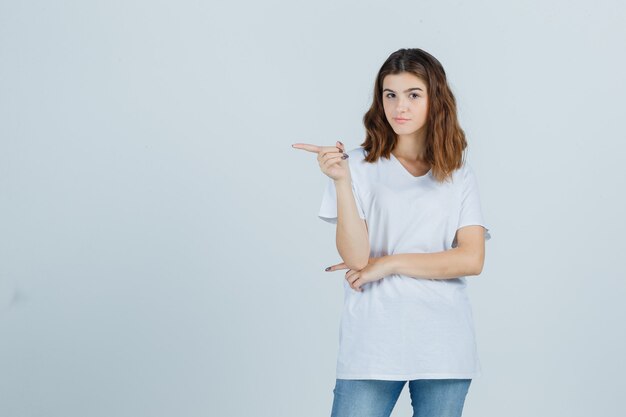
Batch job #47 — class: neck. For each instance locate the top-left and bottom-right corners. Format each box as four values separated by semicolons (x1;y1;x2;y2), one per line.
393;132;428;162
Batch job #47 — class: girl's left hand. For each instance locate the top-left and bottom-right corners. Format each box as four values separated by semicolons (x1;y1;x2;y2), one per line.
325;257;390;292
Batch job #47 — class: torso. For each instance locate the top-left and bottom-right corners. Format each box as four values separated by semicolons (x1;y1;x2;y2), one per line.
320;146;485;380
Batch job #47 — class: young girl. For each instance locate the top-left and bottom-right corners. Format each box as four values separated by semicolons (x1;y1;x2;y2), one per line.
292;48;490;417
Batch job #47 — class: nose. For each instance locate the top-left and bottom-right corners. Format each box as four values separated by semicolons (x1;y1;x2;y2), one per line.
396;98;409;113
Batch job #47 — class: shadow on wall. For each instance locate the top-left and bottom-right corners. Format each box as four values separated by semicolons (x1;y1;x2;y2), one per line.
0;278;23;315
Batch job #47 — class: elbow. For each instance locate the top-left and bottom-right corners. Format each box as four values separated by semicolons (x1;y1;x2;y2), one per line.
336;240;370;271
345;255;369;271
469;259;484;276
463;247;485;276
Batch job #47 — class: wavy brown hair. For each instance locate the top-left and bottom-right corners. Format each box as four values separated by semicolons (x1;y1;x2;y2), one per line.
361;48;467;183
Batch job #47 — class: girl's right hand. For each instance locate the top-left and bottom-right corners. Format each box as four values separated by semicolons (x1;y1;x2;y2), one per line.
291;140;350;182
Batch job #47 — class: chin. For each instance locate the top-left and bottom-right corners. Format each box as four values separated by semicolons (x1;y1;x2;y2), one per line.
393;126;416;133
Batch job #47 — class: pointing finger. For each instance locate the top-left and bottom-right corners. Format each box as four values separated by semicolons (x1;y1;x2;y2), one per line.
325;262;349;272
292;143;343;155
291;143;321;153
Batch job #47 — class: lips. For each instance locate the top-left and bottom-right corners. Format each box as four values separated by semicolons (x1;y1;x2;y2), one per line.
394;118;411;123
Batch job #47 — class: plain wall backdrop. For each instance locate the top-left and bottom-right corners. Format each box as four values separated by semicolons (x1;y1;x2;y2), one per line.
1;0;625;416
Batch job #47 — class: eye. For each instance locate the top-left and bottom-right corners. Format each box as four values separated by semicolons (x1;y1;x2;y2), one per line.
384;92;421;99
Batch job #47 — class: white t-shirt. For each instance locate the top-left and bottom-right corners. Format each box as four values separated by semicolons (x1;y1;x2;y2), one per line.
318;146;491;380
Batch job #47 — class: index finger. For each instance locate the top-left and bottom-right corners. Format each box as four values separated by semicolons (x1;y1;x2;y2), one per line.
292;143;341;154
324;262;349;271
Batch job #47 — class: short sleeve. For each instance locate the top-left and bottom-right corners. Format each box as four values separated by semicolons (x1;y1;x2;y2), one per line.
318;176;366;225
457;163;491;241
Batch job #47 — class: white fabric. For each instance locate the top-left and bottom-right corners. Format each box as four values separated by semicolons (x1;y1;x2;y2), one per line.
318;146;491;380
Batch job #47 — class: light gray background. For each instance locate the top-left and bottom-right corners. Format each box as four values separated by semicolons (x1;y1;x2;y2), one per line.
1;0;624;416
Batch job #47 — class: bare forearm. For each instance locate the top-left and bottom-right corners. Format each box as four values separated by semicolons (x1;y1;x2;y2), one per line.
335;178;370;270
382;248;481;280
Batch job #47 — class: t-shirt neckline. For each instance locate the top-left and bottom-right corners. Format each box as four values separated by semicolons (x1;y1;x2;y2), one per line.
389;152;432;180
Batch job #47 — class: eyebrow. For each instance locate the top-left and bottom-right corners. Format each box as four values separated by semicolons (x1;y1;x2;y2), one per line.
382;87;424;93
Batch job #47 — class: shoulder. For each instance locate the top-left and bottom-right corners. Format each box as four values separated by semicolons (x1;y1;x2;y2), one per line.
346;146;366;161
447;160;478;191
455;160;486;196
454;160;476;180
346;146;368;171
345;146;371;187
449;160;466;182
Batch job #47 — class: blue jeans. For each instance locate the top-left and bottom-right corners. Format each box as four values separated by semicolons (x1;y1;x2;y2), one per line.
330;378;472;417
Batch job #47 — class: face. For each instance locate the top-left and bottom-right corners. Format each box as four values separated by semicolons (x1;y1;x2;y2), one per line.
381;72;429;139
